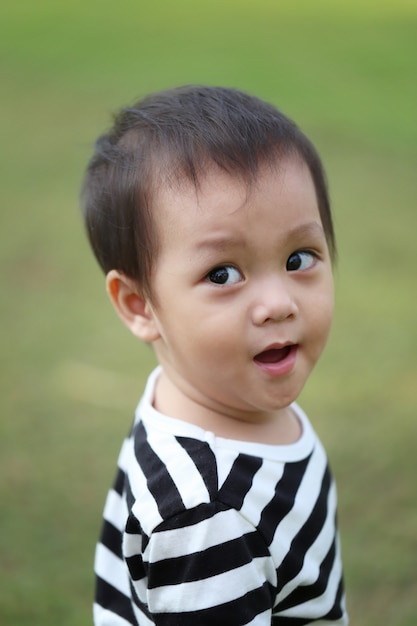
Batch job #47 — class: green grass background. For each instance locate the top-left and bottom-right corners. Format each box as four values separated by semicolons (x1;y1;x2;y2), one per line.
1;1;416;624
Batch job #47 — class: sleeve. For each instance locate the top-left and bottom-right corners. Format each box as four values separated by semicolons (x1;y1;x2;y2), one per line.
123;501;276;626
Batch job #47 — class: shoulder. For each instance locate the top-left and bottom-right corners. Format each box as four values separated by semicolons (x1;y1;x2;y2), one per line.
124;415;221;535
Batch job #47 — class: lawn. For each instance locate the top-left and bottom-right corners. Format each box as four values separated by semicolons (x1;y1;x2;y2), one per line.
1;1;416;624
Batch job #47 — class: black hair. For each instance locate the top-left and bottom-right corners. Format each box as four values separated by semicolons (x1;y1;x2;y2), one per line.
81;85;335;298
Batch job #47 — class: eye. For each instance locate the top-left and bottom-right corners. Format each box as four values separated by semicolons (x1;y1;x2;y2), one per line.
206;265;243;285
286;251;316;272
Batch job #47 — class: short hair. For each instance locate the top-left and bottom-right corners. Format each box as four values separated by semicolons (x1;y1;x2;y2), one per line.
81;85;335;298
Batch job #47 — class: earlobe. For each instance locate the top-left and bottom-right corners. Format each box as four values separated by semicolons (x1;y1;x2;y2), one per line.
106;270;160;343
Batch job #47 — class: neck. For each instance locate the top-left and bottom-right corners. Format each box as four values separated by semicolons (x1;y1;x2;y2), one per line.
152;369;302;445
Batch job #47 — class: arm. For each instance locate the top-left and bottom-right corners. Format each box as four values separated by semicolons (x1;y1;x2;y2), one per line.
123;501;276;625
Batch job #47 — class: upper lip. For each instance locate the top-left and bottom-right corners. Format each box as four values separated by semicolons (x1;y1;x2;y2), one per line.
253;341;295;359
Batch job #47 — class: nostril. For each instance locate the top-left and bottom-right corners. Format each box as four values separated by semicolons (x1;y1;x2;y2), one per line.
252;304;297;326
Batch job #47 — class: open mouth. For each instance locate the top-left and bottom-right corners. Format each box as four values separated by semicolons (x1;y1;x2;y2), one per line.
254;346;292;364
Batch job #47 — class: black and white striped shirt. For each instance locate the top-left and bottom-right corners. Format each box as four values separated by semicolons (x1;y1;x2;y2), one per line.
94;367;348;625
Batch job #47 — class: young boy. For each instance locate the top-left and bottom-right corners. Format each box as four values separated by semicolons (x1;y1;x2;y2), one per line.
81;86;348;625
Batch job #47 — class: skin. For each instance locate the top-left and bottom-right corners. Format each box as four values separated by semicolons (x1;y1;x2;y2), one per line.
107;156;334;445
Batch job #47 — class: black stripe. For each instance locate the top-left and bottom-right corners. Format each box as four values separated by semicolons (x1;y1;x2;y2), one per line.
100;519;123;558
125;552;146;582
153;580;275;626
271;615;311;625
134;421;185;519
147;530;269;588
275;464;331;592
113;466;126;497
95;576;138;625
277;530;337;610
125;475;135;511
155;499;230;532
218;453;263;508
176;436;219;500
258;455;311;546
272;598;345;626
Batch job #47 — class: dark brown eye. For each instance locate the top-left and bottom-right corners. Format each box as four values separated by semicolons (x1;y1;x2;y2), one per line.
207;265;242;285
286;251;315;272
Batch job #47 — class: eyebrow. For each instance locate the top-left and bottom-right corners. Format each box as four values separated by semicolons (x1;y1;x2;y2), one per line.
195;235;245;253
286;221;326;240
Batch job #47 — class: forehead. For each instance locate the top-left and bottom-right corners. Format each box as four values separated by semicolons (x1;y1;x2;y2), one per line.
151;156;319;240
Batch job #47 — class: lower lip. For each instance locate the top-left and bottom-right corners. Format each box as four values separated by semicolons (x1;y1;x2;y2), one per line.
254;345;298;377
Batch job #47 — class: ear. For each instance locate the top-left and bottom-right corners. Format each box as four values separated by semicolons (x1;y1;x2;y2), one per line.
106;270;160;343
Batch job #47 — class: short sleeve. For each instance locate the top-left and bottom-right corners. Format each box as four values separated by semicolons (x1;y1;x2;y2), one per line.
123;501;276;625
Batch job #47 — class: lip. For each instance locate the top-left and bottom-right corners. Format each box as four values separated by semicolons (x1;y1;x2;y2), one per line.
253;343;298;377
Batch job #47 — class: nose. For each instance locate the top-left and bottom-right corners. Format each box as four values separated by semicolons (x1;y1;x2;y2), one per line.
251;276;298;326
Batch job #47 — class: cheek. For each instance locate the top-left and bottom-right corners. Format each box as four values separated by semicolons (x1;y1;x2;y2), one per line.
181;316;239;363
307;288;334;341
317;277;334;321
315;298;334;346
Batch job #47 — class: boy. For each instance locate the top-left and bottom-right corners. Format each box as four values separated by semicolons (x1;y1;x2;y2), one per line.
81;86;348;625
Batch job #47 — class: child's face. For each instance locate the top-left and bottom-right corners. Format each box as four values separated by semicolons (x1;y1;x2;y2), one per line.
147;157;334;425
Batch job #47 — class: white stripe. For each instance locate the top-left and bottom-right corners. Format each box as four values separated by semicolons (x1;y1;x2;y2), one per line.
289;535;344;619
146;428;211;508
240;459;285;527
103;489;128;532
277;480;338;601
124;436;163;534
281;561;344;620
142;507;255;562
95;543;130;597
117;437;132;474
213;444;240;489
270;442;327;563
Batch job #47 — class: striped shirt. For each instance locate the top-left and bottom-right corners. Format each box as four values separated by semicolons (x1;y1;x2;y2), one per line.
94;367;348;625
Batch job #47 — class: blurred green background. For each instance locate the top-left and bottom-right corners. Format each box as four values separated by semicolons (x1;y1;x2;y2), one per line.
1;1;416;624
